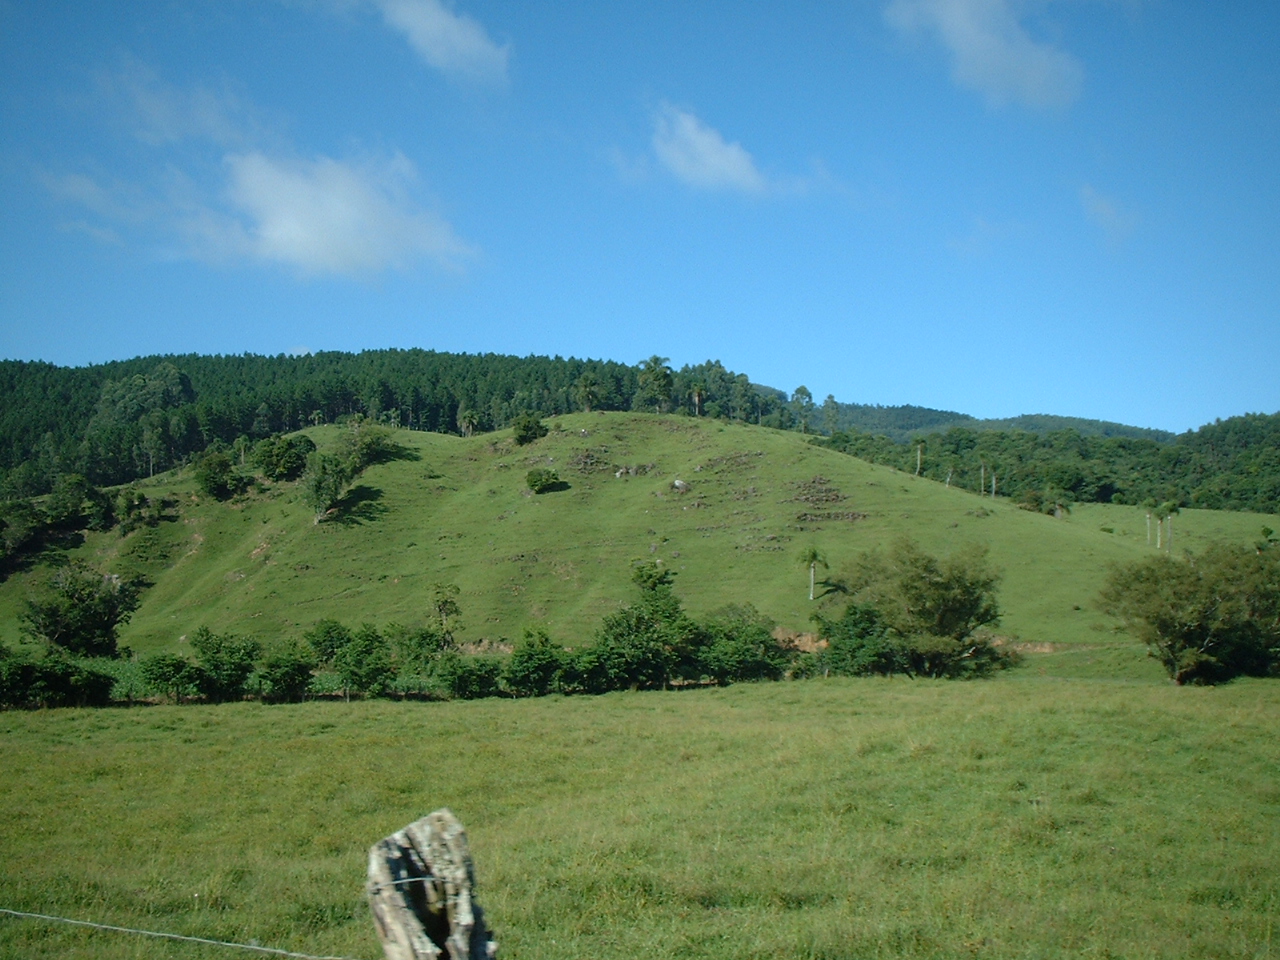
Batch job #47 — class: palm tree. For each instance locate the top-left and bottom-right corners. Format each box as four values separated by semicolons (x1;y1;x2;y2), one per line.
456;408;479;438
799;547;828;601
636;356;673;413
1157;501;1181;551
690;381;706;417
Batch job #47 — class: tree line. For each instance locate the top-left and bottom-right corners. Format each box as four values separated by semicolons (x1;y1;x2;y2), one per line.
0;351;818;498
1;542;1017;709
2;348;1275;523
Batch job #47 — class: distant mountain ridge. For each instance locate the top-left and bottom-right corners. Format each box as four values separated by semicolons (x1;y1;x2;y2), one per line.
820;402;1174;444
0;349;1270;514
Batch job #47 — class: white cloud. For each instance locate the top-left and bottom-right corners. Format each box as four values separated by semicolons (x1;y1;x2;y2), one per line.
209;151;472;275
885;0;1083;109
373;0;508;85
651;104;766;194
1080;184;1137;245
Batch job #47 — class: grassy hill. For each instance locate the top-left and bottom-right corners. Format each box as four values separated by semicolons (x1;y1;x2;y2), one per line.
2;414;1270;666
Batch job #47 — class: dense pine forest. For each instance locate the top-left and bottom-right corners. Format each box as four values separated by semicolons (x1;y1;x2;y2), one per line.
0;350;1276;557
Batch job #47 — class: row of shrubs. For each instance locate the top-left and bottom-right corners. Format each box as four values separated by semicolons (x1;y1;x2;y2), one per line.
2;544;1017;709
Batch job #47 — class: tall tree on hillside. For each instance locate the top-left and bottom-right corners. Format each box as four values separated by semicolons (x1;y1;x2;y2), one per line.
799;546;828;601
456;408;479;438
822;394;840;436
690;381;706;417
636;356;673;413
432;582;462;641
790;386;815;434
574;372;602;413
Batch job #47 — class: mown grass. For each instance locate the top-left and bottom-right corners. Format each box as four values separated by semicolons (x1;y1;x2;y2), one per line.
0;414;1272;656
2;674;1278;959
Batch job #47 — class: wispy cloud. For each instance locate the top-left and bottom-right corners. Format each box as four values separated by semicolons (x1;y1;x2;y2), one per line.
373;0;508;85
97;56;266;147
947;215;1022;258
885;0;1083;109
45;65;473;277
651;103;766;194
1079;184;1137;246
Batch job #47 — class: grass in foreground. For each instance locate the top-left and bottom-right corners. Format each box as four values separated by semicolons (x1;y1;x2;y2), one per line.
2;671;1278;959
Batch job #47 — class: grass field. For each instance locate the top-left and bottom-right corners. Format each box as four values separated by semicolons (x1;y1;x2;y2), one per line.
0;413;1272;655
2;673;1279;959
3;414;1277;957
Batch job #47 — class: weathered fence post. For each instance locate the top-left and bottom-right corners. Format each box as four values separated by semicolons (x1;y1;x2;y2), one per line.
367;809;498;960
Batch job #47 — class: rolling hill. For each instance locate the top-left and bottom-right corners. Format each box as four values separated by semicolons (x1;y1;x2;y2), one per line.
0;413;1269;664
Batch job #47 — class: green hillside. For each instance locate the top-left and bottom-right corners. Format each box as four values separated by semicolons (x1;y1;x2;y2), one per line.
1;413;1269;664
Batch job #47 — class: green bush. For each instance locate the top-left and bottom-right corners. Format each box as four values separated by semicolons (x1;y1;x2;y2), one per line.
302;452;351;518
1101;543;1280;684
253;434;317;481
20;562;142;658
525;468;562;493
434;651;503;699
504;629;567;696
333;624;393;699
699;604;791;683
192;451;242;499
139;653;202;703
386;622;451;675
259;644;315;703
511;412;548;446
304;619;354;664
818;540;1015;679
189;627;262;703
812;603;900;677
0;648;114;709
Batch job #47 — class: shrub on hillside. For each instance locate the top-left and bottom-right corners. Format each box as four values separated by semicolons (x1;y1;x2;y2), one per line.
192;451;244;499
434;651;503;699
259;644;316;703
699;604;792;682
139;653;202;703
253;434;317;481
189;627;262;702
525;468;562;494
511;413;548;446
20;562;142;658
504;629;567;696
819;540;1014;679
0;647;114;709
303;452;351;519
1101;543;1280;684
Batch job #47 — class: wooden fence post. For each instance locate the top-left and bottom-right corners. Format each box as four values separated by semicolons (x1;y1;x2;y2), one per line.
367;809;498;960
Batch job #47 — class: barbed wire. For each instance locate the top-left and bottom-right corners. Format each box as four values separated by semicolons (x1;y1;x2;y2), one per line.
0;907;366;960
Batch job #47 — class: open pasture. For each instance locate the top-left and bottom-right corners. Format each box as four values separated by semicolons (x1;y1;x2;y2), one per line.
2;672;1278;959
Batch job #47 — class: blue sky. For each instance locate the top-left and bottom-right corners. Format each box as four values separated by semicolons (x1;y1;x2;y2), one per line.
1;1;1277;433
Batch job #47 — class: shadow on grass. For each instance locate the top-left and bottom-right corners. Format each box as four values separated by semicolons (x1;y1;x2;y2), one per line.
533;481;572;494
365;439;421;466
331;485;388;525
